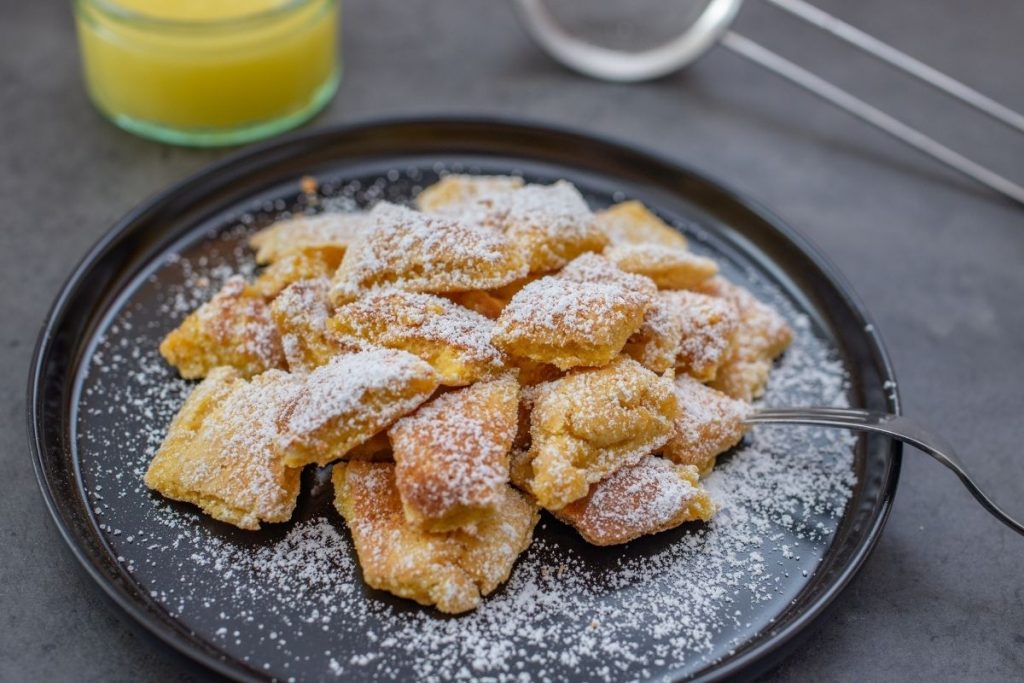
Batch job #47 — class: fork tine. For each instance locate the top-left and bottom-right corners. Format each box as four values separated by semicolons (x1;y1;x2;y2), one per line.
744;409;875;427
760;406;870;415
744;415;870;427
752;407;872;419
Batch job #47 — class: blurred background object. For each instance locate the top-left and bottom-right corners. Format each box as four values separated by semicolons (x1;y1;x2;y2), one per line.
516;0;1024;203
74;0;339;146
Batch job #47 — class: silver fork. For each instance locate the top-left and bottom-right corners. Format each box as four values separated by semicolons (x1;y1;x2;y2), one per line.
744;407;1024;536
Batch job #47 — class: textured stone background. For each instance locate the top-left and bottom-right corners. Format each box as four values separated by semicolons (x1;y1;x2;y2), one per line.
2;1;1022;680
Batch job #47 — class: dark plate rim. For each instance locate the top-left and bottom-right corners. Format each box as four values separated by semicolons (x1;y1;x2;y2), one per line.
27;114;902;682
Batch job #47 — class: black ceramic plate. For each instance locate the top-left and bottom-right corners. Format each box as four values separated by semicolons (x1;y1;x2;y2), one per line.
29;118;900;682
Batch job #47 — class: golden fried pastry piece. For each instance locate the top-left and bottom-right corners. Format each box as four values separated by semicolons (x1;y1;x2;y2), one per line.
445;273;553;320
467;181;608;273
487;273;544;302
507;356;564;387
554;456;715;545
696;277;793;401
270;278;362;373
628;289;741;381
508;447;534;492
661;374;749;475
442;273;547;320
441;290;507;320
280;348;439;467
345;431;394;462
330;290;506;386
622;292;685;374
144;367;303;530
673;290;740;381
516;357;680;510
492;255;655;370
604;242;718;290
248;212;366;264
556;251;658;293
334;462;538;614
389;375;519;532
331;202;528;304
160;276;285;379
252;247;346;298
594;200;688;249
415;174;525;213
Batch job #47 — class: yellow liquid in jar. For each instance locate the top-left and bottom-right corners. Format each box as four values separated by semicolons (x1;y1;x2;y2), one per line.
74;0;339;146
109;0;291;21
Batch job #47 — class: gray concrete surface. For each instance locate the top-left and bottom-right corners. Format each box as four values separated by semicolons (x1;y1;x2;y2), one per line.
2;0;1022;680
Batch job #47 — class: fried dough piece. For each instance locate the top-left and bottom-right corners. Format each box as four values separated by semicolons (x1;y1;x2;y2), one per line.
144;367;303;530
554;456;715;545
604;242;718;290
594;200;688;249
487;273;544;302
508;356;564;387
442;273;546;320
248;212;366;264
466;181;608;273
696;277;793;401
279;348;439;467
160;276;285;379
671;290;740;381
390;375;519;532
331;202;528;304
330;290;506;386
556;251;658;293
345;432;394;462
270;278;362;372
416;174;525;213
334;462;538;614
442;290;507;320
623;284;744;377
492;255;655;370
508;448;534;493
622;292;685;374
446;273;550;319
661;374;749;475
516;358;680;510
252;247;346;298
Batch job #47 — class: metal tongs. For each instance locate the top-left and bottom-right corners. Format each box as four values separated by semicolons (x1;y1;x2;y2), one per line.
515;0;1024;205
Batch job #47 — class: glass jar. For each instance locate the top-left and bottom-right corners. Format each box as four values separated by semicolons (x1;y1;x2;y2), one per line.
74;0;340;147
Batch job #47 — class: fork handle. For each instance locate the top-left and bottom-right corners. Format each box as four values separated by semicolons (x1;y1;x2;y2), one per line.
745;409;1024;537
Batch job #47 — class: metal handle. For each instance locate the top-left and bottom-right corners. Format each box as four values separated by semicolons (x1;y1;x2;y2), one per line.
746;407;1024;536
513;0;1024;206
512;0;743;81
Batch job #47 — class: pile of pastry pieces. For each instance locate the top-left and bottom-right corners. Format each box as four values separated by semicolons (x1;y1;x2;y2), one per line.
144;175;792;613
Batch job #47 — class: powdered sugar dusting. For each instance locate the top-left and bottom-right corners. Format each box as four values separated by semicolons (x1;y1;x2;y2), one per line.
271;277;333;371
495;271;651;344
334;290;504;372
564;456;701;543
73;169;861;681
284;349;434;440
465;180;595;237
332;202;528;301
195;275;284;369
249;212;367;264
390;378;517;522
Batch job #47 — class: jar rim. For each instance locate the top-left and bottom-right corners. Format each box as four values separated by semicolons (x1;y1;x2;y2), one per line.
76;0;325;31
